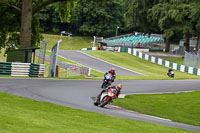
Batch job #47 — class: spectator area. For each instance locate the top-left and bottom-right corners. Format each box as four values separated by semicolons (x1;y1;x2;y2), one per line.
104;34;164;48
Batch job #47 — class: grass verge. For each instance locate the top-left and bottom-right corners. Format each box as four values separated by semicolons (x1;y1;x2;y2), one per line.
86;51;200;80
113;91;200;126
0;92;196;133
43;34;93;50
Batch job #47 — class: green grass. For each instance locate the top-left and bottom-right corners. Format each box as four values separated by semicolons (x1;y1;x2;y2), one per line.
46;51;81;65
163;57;184;65
43;34;93;50
113;91;200;126
86;51;200;80
0;92;196;133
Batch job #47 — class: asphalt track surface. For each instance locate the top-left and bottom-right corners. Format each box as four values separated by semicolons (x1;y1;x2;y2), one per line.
58;50;142;75
0;78;200;132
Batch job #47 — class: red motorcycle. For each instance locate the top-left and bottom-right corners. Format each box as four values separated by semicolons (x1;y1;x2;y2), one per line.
94;87;118;107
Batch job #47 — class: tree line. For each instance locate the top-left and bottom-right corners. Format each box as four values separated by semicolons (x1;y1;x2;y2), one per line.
126;0;200;52
38;0;126;37
0;0;200;52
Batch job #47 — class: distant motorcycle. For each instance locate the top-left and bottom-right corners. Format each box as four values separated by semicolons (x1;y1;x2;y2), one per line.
101;73;112;89
94;87;118;107
167;70;175;78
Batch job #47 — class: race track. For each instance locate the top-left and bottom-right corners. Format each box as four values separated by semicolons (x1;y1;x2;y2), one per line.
58;50;142;75
0;78;200;132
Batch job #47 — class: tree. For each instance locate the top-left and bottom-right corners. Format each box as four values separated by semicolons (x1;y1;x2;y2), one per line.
126;0;200;52
0;0;21;50
0;0;78;49
148;1;178;52
20;0;32;48
38;5;68;34
149;0;199;52
125;0;161;34
70;0;125;37
189;1;200;51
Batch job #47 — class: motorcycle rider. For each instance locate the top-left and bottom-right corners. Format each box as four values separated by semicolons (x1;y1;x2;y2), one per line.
167;67;174;77
104;68;116;82
95;84;122;105
111;84;122;99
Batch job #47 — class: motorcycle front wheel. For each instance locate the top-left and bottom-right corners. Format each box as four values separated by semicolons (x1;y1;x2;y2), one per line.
99;96;111;107
101;80;107;88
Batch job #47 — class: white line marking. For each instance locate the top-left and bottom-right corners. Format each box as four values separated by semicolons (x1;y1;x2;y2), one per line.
80;51;145;76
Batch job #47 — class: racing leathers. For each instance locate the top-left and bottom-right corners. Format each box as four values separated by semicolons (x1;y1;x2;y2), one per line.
104;70;116;82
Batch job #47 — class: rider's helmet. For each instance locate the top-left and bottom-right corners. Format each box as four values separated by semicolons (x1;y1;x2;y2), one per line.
111;68;115;73
111;67;115;71
169;67;172;72
116;84;122;91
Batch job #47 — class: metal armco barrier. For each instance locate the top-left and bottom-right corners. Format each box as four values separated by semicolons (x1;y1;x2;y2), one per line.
0;62;45;77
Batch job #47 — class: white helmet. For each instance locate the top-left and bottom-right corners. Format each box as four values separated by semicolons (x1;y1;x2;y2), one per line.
111;68;115;71
117;84;122;90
